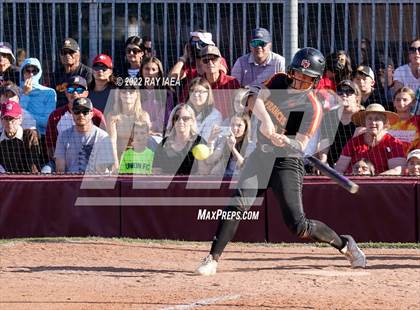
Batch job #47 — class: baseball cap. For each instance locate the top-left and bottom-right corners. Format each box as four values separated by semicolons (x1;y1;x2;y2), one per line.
407;149;420;161
251;28;272;43
67;76;87;89
73;97;93;111
0;42;16;63
92;54;113;69
337;80;360;96
356;65;375;80
190;31;215;45
1;100;22;118
61;38;80;52
199;45;221;58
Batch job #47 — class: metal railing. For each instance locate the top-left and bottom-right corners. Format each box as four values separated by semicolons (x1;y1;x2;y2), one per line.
0;0;418;74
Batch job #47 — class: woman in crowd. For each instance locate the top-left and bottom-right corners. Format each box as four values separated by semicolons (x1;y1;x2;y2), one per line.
139;56;175;138
319;80;364;167
107;88;150;169
88;54;115;113
335;103;405;175
388;87;420;155
205;112;254;177
119;36;144;79
186;77;222;141
153;104;208;175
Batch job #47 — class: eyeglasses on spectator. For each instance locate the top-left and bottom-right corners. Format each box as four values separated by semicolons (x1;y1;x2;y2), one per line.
250;40;268;49
67;86;86;94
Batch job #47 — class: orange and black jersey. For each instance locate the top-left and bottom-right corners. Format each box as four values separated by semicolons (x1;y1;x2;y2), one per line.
256;73;323;145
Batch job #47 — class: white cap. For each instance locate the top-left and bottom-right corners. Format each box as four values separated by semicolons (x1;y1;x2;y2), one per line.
190;31;215;45
407;149;420;161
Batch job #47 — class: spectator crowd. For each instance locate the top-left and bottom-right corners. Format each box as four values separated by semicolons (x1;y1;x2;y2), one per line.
0;30;418;177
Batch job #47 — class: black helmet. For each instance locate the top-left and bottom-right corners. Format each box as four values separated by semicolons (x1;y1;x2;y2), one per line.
288;47;325;81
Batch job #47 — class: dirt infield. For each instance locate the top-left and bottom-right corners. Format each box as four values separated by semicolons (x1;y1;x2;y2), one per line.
1;239;419;310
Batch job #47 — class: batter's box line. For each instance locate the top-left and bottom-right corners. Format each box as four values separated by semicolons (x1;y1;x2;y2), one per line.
75;197;265;206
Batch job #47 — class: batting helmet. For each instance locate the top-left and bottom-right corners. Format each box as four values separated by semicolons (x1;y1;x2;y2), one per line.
288;47;325;82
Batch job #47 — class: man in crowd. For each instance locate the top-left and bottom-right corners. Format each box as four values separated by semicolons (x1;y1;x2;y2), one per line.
54;97;114;174
0;42;19;85
0;100;42;173
231;28;285;87
195;45;240;119
52;38;93;108
46;76;106;161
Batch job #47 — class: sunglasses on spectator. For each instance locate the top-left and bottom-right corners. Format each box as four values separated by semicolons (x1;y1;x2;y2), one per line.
173;115;192;122
408;46;420;53
61;49;76;56
250;40;268;48
67;86;86;94
93;64;110;71
72;108;90;115
24;66;39;75
126;48;142;54
201;57;219;64
337;87;355;97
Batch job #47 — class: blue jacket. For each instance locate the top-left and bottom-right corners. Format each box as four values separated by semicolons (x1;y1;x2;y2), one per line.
20;58;56;135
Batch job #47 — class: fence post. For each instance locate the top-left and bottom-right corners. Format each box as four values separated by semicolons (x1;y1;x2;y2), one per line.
283;0;298;66
89;2;98;65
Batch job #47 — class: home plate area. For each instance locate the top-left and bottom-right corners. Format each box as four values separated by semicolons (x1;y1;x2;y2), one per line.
0;239;419;309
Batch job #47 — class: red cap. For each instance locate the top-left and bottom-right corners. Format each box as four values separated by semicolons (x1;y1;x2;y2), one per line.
1;100;22;118
92;54;113;68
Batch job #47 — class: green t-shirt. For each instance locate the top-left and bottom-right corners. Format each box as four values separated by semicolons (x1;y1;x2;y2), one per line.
119;147;154;174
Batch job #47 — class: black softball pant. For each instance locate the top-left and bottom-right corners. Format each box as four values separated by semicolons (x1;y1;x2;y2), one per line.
210;150;345;260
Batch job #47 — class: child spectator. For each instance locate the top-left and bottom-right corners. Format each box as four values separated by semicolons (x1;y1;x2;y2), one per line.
388;87;420;155
205;112;255;176
352;158;375;176
119;119;154;175
353;65;380;108
405;149;420;176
